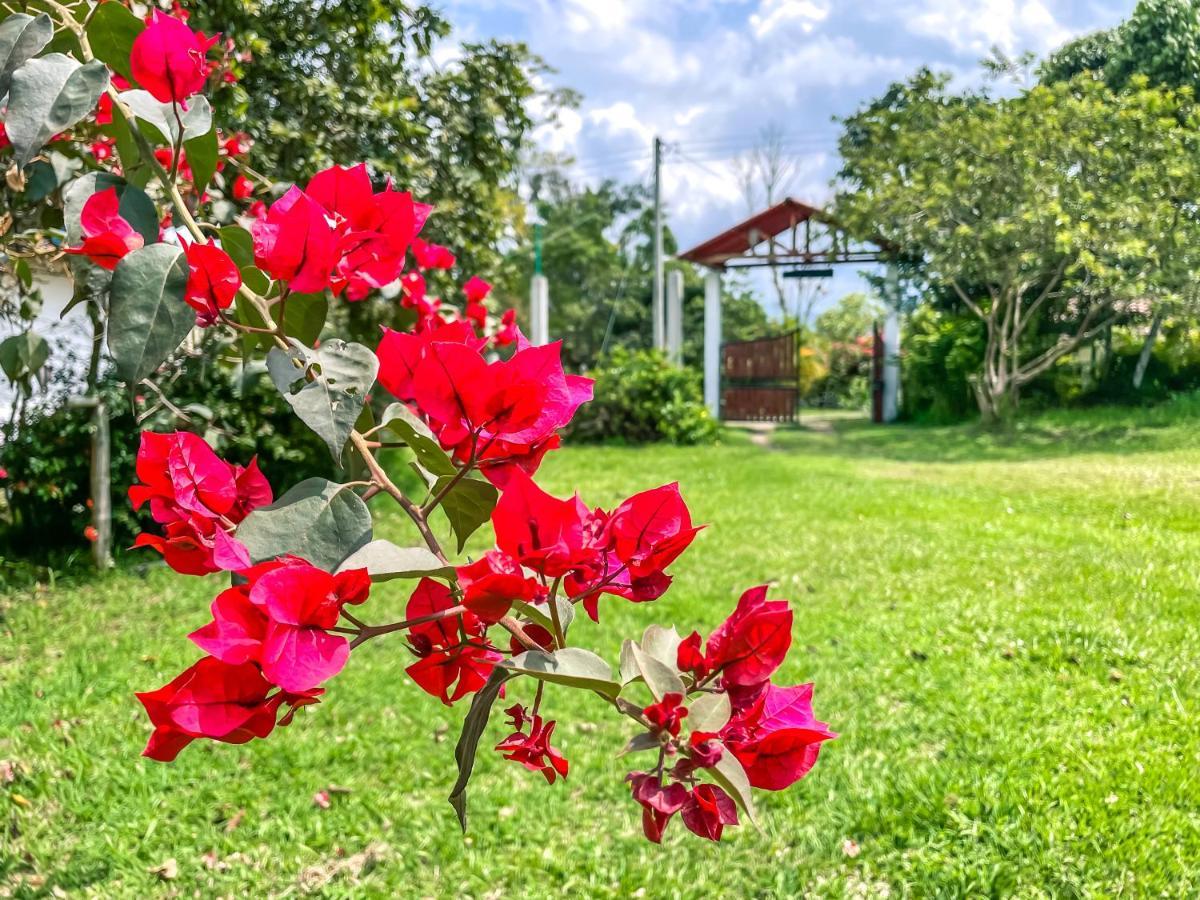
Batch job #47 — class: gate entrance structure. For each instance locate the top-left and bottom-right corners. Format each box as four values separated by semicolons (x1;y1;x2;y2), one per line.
721;332;798;422
678;198;898;423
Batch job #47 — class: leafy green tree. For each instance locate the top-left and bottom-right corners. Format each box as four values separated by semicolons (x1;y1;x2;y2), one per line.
836;72;1200;419
814;292;884;344
190;0;555;277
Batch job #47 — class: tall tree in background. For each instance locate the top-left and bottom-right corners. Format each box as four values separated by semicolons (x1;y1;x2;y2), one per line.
836;72;1200;420
191;0;559;278
732;124;797;319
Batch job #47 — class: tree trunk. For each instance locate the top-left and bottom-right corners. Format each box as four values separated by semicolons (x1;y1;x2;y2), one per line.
87;305;113;569
1132;309;1164;391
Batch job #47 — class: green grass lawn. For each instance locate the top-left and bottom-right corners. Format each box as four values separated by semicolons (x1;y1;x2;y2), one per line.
4;407;1200;897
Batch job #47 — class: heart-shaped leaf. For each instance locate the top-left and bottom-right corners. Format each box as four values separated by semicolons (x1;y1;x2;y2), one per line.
620;640;685;701
448;667;511;833
267;338;378;462
709;749;758;827
85;2;143;82
502;648;621;697
436;475;498;553
0;331;49;383
336;539;452;582
640;625;683;670
0;13;53;102
107;243;192;384
184;125;219;193
379;403;456;477
511;597;575;637
688;691;731;734
282;292;328;347
122;89;212;144
7;55;109;166
236;477;372;571
618;732;661;757
218;226;255;269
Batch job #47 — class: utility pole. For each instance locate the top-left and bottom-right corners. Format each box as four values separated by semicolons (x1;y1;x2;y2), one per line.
652;136;665;352
529;175;549;346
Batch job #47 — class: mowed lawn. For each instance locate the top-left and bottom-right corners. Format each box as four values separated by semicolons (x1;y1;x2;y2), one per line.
4;407;1200;897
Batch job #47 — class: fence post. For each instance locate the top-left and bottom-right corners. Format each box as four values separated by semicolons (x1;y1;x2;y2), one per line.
703;269;722;418
530;273;550;346
666;269;684;365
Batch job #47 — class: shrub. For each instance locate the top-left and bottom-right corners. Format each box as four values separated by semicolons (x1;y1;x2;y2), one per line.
568;349;718;445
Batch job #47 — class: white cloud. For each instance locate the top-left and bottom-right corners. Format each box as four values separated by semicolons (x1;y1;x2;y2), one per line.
749;0;830;39
904;0;1075;55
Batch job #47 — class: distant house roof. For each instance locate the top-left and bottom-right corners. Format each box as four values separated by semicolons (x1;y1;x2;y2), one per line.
678;197;887;270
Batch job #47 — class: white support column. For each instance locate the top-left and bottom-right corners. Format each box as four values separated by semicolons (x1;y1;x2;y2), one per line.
530;274;550;346
666;269;684;365
882;306;901;423
703;269;722;418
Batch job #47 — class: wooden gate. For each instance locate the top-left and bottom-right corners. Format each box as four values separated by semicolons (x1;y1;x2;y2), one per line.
720;332;798;422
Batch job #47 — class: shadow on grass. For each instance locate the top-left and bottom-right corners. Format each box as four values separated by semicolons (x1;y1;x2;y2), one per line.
728;394;1200;464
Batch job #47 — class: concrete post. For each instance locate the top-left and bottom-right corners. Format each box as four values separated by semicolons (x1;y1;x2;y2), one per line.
703;269;722;418
530;274;550;346
666;269;684;365
883;307;901;423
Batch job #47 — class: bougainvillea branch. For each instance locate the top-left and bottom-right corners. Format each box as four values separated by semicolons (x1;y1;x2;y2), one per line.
0;2;834;844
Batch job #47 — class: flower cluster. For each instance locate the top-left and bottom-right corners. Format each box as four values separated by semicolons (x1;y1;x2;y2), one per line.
28;4;837;845
128;432;272;575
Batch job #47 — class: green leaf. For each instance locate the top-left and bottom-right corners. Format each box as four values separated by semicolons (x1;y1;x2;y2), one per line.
510;597;575;636
184;125;219;194
335;539;452;582
122;89;212;144
101;100;141;173
688;692;731;734
436;475;498;553
13;258;32;290
21;159;56;202
448;667;511;833
63;173;158;246
107;243;192;384
85;1;143;82
282;292;328;347
7;55;109;167
236;477;373;571
502;647;621;697
0;13;52;101
640;625;683;670
379;403;456;477
234;288;273;357
0;331;49;382
267;338;378;462
620;641;685;701
709;750;758;827
618;732;661;757
219;226;255;270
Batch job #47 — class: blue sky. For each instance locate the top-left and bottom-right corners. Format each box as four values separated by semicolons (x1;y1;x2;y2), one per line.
441;0;1134;314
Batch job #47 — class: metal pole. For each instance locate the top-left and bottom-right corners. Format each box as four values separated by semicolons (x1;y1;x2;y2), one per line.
652;136;664;352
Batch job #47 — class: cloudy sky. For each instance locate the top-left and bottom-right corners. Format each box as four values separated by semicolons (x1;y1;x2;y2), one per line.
442;0;1134;312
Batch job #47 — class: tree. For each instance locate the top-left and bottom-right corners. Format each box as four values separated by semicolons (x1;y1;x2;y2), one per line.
732;124;798;318
836;71;1200;420
190;0;556;278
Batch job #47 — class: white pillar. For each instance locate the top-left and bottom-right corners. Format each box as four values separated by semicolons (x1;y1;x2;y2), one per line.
703;269;722;418
883;307;900;423
530;274;550;346
666;269;684;365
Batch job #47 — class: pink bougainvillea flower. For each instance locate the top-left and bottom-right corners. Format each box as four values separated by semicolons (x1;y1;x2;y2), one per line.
130;10;219;106
137;655;323;762
463;275;491;304
231;173;254;200
376;320;486;404
456;550;544;623
244;563;370;692
411;335;592;481
0;122;9;151
411;237;456;270
496;714;569;784
466;299;487;330
719;682;836;791
90;137;115;161
494;308;518;346
183;241;241;326
643;692;688;738
404;578;501;705
680;784;738;841
491;470;594;578
627;772;690;843
608;482;702;580
128;431;272;575
702;585;793;688
251;186;341;293
222;132;250;157
306;163;378;230
63;188;144;271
